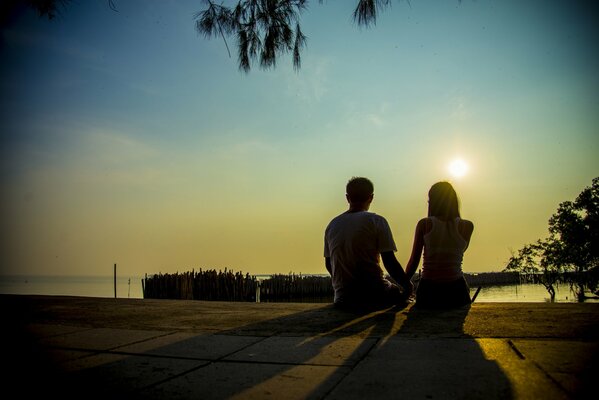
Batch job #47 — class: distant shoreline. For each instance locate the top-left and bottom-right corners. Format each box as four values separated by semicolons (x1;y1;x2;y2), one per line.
1;273;596;303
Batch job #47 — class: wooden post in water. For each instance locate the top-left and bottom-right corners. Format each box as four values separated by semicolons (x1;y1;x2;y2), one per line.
114;263;117;298
141;274;146;298
471;286;482;303
256;280;261;303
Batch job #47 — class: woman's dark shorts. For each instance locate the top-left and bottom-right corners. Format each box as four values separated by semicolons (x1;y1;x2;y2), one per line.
415;276;471;309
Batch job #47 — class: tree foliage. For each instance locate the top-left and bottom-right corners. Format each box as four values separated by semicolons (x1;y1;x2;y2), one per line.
1;0;118;27
547;178;599;272
505;240;561;300
505;177;599;301
8;0;402;72
1;0;69;24
196;0;308;72
195;0;396;72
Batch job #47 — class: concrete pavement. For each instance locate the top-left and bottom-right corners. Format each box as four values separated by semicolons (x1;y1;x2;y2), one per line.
2;295;598;399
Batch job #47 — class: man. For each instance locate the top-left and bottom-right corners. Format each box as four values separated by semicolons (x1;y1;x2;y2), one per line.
324;177;413;309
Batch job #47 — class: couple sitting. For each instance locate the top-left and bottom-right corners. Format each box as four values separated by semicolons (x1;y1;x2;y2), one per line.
324;177;474;310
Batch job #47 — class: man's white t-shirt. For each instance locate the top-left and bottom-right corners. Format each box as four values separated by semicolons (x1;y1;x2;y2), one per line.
324;211;397;303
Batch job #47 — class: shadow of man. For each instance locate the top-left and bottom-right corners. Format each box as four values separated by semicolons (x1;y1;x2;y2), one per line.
324;304;514;399
10;298;515;400
5;295;408;400
132;303;408;399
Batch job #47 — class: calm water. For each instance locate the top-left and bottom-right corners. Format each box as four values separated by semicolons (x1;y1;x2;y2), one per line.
0;275;145;299
0;275;597;303
469;283;598;303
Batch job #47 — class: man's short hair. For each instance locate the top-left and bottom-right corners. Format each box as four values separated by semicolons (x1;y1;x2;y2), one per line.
346;177;374;203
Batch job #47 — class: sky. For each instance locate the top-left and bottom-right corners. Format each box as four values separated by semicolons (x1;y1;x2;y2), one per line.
0;0;597;279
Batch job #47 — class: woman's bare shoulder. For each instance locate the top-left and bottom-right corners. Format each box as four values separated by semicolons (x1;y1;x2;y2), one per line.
416;217;431;226
460;219;474;228
458;219;474;237
417;217;432;234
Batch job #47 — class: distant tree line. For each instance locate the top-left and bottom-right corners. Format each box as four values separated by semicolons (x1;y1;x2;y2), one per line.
504;177;599;301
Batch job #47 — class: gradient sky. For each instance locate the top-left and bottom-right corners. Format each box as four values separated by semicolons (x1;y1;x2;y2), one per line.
1;0;598;279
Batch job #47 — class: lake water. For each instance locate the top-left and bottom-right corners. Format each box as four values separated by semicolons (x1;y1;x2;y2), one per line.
0;275;597;303
0;275;146;299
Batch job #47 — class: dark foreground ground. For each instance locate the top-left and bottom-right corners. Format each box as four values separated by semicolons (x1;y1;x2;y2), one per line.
2;294;598;399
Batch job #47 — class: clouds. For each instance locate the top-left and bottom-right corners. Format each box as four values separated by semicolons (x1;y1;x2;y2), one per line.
284;56;331;103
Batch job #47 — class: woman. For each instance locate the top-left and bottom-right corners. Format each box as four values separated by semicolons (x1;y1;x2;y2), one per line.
405;181;474;308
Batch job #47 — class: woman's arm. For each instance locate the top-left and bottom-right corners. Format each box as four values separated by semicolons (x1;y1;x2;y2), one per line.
458;219;474;250
405;218;427;280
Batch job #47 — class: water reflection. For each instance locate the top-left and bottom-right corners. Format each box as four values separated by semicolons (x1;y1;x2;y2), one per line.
471;283;599;303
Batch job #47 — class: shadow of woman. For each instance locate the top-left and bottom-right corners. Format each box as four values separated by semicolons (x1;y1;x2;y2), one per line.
324;304;515;399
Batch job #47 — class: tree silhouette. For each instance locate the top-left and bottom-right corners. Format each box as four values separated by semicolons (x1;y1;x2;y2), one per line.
505;177;599;301
195;0;396;72
1;0;69;27
1;0;117;27
196;0;308;72
504;240;560;301
5;0;405;72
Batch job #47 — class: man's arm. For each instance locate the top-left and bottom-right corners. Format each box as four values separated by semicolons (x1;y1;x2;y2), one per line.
380;251;412;294
325;257;332;276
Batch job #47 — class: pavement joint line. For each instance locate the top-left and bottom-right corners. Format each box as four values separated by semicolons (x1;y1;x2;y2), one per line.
108;349;231;362
320;364;359;400
104;330;180;351
320;335;383;399
527;357;573;398
133;357;359;394
47;347;107;363
504;338;573;399
39;345;214;362
137;359;214;392
506;339;526;359
47;329;181;354
213;334;273;361
33;326;98;338
79;334;276;395
43;332;272;362
45;347;375;368
208;358;358;367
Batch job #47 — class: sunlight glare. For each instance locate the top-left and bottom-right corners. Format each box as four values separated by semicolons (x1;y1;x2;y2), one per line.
448;158;469;178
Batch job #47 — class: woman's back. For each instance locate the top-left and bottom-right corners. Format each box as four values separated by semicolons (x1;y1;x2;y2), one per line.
422;217;472;282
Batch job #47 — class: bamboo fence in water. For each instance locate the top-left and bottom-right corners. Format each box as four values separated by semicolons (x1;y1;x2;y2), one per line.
142;270;334;302
142;270;524;301
142;269;258;301
258;273;333;302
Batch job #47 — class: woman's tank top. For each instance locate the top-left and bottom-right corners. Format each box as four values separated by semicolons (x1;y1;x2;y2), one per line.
422;217;468;282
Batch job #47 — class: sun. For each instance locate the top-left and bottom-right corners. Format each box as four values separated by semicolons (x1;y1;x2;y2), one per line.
448;158;469;178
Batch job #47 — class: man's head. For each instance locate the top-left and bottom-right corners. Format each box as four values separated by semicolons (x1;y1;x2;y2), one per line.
346;177;374;209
